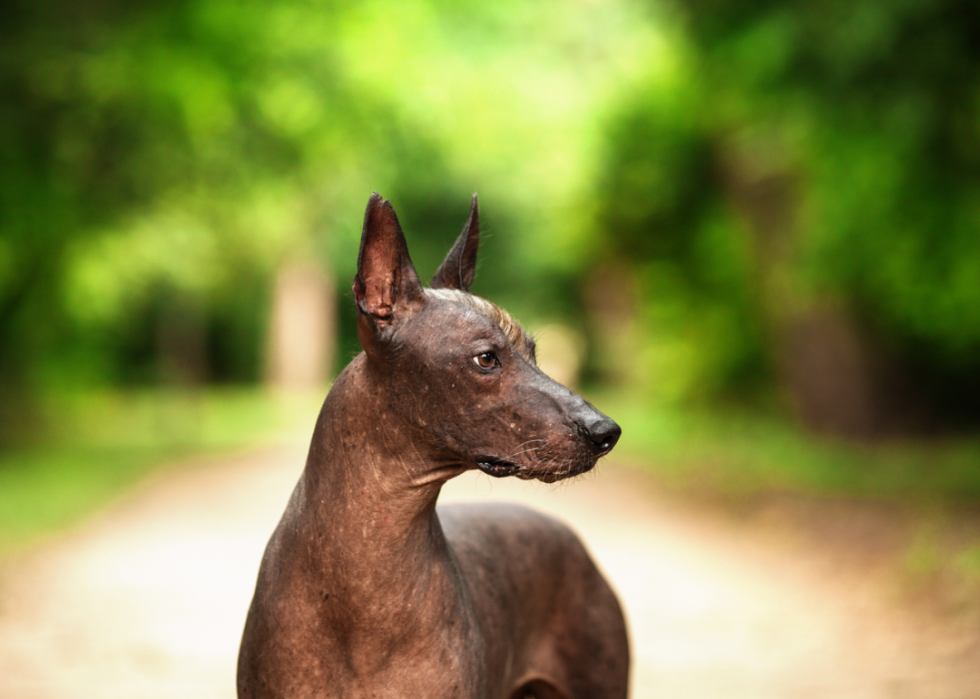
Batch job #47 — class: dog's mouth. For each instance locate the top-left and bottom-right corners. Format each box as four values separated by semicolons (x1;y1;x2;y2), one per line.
475;456;521;478
475;454;598;482
526;459;597;484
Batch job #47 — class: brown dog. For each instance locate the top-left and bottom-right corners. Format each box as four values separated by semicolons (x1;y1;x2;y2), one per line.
237;193;629;698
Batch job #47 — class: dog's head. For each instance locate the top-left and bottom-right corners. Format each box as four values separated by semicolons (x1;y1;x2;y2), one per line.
352;193;620;483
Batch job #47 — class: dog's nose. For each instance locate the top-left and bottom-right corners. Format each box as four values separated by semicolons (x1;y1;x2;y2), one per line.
579;416;621;455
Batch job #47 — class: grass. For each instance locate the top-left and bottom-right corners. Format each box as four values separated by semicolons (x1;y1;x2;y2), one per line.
0;387;323;557
592;390;980;504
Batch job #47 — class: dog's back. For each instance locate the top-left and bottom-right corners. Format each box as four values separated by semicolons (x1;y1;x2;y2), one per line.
439;503;629;698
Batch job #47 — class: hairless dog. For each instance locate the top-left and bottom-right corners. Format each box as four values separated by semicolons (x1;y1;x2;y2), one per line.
238;193;629;698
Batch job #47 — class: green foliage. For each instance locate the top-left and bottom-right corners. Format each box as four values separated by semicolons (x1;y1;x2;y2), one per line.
591;62;769;399
1;0;657;397
593;0;980;410
5;0;980;424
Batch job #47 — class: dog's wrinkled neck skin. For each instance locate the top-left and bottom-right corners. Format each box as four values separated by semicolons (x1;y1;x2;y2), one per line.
303;354;460;589
310;351;468;496
302;351;465;546
273;356;484;692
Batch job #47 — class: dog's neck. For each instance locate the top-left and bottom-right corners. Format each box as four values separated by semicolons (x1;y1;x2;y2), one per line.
293;355;468;631
305;353;464;512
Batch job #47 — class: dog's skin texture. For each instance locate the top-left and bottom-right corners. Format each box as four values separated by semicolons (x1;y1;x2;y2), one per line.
237;193;629;699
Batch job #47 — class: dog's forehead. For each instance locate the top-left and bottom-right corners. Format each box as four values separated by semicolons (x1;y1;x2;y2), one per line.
423;287;536;363
430;299;500;336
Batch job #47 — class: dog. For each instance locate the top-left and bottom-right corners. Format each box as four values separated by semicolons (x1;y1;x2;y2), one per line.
238;193;629;698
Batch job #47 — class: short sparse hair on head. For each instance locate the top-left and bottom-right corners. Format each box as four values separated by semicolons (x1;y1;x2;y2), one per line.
424;287;536;364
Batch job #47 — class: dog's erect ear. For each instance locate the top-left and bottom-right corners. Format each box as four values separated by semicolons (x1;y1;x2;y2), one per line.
431;194;479;292
353;193;425;327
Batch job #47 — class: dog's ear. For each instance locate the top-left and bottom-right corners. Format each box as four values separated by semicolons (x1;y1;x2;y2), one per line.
353;193;426;329
431;194;479;292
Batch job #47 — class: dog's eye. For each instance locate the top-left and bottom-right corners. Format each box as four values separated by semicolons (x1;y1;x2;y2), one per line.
473;352;497;370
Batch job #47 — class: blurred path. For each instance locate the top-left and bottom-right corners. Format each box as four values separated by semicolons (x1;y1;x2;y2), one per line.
1;445;978;698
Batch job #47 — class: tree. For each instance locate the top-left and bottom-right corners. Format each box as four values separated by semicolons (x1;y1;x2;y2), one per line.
593;0;980;433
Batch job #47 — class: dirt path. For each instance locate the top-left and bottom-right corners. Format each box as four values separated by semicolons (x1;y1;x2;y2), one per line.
1;444;978;698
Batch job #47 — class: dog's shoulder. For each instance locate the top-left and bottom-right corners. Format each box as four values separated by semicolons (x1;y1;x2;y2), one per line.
438;500;568;531
437;501;588;563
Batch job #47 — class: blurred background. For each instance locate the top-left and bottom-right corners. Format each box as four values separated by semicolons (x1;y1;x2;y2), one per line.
2;0;980;693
